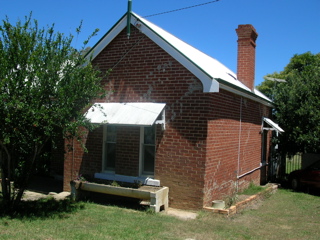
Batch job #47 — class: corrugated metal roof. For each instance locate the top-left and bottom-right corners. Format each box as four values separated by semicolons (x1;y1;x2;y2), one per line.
263;117;284;133
85;102;166;126
134;13;239;88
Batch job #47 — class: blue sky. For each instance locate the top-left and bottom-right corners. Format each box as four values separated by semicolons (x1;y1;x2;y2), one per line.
1;0;319;86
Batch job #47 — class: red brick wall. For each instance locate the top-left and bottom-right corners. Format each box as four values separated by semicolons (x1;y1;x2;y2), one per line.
63;25;271;210
63;127;97;190
204;90;271;206
80;127;104;176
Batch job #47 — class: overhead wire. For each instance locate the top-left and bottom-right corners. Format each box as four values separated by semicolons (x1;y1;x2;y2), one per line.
111;35;145;69
112;1;222;71
143;0;221;18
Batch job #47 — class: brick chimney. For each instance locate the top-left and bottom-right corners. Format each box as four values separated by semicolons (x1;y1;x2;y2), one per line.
236;24;258;90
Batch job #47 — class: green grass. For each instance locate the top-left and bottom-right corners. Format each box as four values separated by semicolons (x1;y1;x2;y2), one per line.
240;182;265;195
1;189;320;239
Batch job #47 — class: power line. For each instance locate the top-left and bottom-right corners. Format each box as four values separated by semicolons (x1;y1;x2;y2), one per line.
143;0;221;18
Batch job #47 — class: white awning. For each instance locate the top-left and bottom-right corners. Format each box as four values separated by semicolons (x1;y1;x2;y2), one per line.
263;117;284;133
85;102;166;126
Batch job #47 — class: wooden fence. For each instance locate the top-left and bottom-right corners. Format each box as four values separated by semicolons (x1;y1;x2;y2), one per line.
285;153;302;174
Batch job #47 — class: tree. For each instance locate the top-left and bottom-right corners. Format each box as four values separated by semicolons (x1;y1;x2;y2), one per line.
260;52;320;155
0;14;105;211
256;73;286;100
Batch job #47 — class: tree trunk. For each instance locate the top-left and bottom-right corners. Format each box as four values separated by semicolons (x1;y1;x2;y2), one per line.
12;144;42;209
1;139;48;211
0;144;12;210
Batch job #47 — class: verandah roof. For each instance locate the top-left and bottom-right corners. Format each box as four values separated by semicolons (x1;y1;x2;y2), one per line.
85;102;166;126
263;117;284;133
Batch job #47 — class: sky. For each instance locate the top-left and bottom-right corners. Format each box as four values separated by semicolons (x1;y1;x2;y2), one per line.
1;0;319;86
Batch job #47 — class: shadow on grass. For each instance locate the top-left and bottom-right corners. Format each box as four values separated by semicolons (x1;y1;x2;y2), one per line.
278;179;320;197
0;198;85;219
78;191;149;211
294;187;320;197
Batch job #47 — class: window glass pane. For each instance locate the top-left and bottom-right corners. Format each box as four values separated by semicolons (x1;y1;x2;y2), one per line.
107;125;117;142
143;145;155;173
106;143;116;169
104;125;116;171
142;125;155;174
144;126;155;144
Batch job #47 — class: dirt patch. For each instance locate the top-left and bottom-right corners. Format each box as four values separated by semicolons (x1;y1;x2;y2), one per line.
237;194;250;202
235;194;265;210
164;207;198;220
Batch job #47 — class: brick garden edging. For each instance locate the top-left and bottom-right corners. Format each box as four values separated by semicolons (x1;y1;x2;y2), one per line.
203;184;278;216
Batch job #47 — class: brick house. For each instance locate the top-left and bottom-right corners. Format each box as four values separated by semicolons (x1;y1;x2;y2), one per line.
62;12;282;210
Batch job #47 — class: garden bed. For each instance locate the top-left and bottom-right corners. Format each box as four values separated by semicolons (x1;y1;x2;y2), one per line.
203;183;278;216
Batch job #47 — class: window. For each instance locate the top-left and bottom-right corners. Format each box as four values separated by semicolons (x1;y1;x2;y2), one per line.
103;125;117;171
141;125;156;176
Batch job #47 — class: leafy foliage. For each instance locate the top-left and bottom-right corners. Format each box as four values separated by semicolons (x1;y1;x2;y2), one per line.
260;52;320;154
0;13;105;211
256;72;286;100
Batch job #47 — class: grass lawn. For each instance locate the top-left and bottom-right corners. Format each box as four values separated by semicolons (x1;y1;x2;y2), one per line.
1;188;319;240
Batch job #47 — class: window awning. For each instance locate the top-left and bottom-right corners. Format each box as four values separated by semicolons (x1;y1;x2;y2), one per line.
85;102;166;127
263;117;284;133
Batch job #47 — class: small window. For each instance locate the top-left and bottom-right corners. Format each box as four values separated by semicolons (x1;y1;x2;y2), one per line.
141;125;156;175
104;125;117;171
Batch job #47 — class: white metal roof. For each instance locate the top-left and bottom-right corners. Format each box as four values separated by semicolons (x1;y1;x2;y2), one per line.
134;13;241;89
253;89;272;102
88;12;271;104
263;117;284;133
85;102;166;126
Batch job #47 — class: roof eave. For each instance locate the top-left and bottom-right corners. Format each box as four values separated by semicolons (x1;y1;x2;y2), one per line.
85;13;128;61
217;78;273;107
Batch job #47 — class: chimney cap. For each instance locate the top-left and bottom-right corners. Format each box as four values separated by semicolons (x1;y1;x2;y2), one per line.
236;24;258;42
